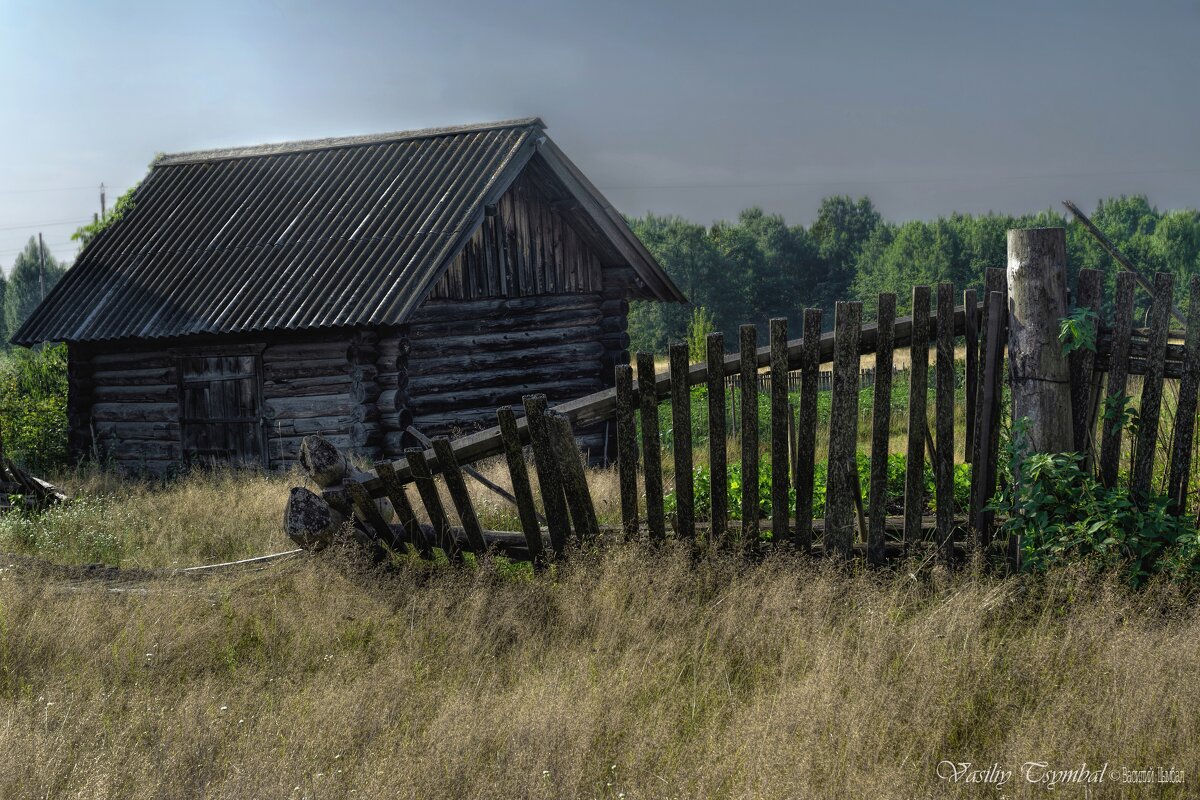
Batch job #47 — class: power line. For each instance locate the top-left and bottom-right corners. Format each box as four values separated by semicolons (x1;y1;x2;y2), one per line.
0;218;92;233
0;185;128;196
594;165;1200;192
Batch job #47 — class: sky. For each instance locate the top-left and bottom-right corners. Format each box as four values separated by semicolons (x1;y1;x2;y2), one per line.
0;0;1197;271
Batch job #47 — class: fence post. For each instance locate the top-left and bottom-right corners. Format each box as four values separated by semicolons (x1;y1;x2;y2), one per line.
769;319;790;545
706;333;728;546
1006;228;1074;454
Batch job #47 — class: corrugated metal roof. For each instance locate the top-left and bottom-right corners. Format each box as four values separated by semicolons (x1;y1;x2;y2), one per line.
15;119;558;344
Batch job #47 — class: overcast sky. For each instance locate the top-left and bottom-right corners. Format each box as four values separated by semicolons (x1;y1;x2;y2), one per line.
1;0;1197;271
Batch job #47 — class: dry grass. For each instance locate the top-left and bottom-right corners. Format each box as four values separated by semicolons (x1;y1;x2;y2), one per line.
1;543;1197;799
0;467;296;568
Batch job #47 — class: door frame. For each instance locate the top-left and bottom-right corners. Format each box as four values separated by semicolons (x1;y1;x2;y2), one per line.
170;343;268;469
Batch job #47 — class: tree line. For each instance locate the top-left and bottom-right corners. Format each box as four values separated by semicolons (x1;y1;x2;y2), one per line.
627;195;1200;352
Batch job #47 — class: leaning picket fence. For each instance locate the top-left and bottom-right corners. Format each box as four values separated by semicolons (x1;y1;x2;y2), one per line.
283;256;1200;572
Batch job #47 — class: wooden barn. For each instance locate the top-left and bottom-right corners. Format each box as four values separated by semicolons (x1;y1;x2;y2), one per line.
14;118;685;473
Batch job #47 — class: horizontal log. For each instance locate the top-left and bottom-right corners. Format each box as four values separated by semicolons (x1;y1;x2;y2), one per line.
109;440;181;461
377;389;403;413
91;366;175;386
600;315;628;334
1094;356;1186;380
406;362;604;396
598;332;631;351
379;406;415;433
263;339;352;361
266;417;372;438
111;458;177;474
349;300;981;498
408;378;604;415
263;357;352;382
270;434;354;461
601;350;631;370
91;402;177;423
600;298;629;317
93;421;181;441
410;292;602;323
91;385;176;404
408;341;604;377
410;305;604;340
407;320;604;356
264;375;354;400
264;395;363;420
90;351;174;369
350;381;381;405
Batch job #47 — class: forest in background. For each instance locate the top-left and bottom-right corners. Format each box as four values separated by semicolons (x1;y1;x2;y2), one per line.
627;194;1200;352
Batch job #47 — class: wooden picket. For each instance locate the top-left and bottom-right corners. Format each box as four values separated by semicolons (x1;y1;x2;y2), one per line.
1099;272;1136;488
1167;277;1200;511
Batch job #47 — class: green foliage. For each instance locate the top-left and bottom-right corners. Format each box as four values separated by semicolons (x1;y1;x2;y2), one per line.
989;422;1199;587
627;193;1200;353
71;183;140;248
1101;393;1138;437
0;344;69;473
3;237;65;344
686;307;716;363
664;452;950;530
1058;307;1098;356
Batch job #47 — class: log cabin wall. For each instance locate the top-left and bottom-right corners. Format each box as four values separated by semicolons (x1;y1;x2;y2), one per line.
403;293;617;456
398;167;635;460
69;328;407;473
260;330;379;468
76;343;182;473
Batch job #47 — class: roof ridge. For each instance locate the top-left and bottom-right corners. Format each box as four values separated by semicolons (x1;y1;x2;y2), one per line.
155;117;545;166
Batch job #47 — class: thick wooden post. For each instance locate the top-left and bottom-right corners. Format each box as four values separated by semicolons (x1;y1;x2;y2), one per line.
1006;228;1074;454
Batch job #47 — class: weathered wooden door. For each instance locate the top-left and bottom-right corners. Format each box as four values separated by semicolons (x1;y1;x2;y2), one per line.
178;353;266;468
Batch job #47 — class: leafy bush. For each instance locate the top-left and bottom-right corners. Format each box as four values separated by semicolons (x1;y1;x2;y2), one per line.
0;344;69;473
989;429;1200;587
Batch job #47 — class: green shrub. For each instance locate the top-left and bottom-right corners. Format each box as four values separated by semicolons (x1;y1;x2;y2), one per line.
665;452;954;535
989;427;1200;587
0;344;69;473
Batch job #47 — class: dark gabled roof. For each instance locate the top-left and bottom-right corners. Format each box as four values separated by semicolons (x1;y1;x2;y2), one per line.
15;118;683;345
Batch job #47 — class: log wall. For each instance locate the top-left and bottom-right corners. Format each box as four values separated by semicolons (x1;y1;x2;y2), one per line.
79;346;182;473
261;331;374;468
404;291;626;459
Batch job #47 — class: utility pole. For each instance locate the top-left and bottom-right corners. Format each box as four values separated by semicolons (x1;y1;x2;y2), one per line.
100;182;106;219
38;232;46;301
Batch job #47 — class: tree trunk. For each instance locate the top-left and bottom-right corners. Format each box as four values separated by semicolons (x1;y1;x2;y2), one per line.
1006;228;1074;454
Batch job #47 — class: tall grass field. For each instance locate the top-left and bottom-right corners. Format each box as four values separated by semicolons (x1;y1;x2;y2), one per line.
0;467;1198;798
